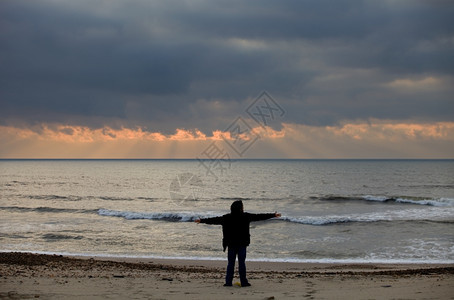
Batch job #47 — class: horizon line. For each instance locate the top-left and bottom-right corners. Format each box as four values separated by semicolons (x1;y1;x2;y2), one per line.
1;158;453;161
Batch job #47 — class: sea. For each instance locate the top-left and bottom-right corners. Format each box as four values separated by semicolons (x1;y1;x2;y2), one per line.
1;159;453;264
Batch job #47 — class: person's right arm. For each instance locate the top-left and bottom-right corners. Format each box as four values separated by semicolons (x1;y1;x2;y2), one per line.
195;216;224;225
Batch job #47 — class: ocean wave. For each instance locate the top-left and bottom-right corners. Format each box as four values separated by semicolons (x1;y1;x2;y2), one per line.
3;181;28;186
97;207;454;226
0;206;97;214
362;195;454;207
9;194;159;202
218;197;252;201
25;194;83;201
98;209;208;222
282;208;454;225
314;195;454;207
42;233;84;241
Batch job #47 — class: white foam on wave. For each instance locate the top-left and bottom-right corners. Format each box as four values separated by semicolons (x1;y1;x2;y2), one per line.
362;195;390;202
362;195;454;207
98;209;219;222
1;250;452;265
98;207;454;226
282;207;454;225
98;209;197;222
395;197;454;207
366;238;454;263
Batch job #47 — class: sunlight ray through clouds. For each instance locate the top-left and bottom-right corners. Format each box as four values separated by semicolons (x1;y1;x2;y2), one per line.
1;121;453;159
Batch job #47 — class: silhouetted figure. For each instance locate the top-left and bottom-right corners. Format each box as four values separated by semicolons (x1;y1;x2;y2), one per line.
195;200;281;287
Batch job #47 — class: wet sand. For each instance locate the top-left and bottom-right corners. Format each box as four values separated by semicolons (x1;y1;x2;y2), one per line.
1;252;453;299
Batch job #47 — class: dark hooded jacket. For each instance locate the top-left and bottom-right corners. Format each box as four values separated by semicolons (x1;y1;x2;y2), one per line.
199;206;276;251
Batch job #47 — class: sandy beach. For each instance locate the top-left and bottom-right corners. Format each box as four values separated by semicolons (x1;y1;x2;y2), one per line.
0;252;453;299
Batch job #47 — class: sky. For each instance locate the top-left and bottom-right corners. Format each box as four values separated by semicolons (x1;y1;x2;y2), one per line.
1;0;453;158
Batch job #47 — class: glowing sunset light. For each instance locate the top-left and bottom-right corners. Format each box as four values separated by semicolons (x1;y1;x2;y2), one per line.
1;121;452;159
0;0;452;159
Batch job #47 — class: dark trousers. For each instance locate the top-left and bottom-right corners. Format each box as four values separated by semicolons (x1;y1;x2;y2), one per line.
226;246;248;285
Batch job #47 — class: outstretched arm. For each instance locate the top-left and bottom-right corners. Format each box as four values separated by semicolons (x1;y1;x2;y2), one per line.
248;212;281;222
195;216;224;225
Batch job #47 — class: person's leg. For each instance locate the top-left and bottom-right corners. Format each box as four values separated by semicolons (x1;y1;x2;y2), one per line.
238;246;250;286
225;247;237;286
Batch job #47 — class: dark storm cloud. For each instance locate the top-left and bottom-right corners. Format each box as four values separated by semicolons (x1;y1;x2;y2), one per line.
1;0;453;133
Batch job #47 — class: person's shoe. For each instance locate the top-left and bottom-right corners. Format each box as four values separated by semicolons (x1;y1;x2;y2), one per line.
241;282;251;287
223;283;232;287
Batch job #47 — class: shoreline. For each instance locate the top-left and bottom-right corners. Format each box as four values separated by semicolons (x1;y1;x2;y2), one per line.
74;255;454;275
2;250;453;266
1;252;453;299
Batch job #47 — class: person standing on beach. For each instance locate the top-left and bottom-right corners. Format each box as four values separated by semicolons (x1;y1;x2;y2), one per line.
195;200;281;287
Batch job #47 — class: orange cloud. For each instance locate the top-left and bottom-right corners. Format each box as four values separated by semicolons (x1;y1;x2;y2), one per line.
0;121;453;158
169;129;208;141
387;76;443;90
0;124;287;144
325;121;454;141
